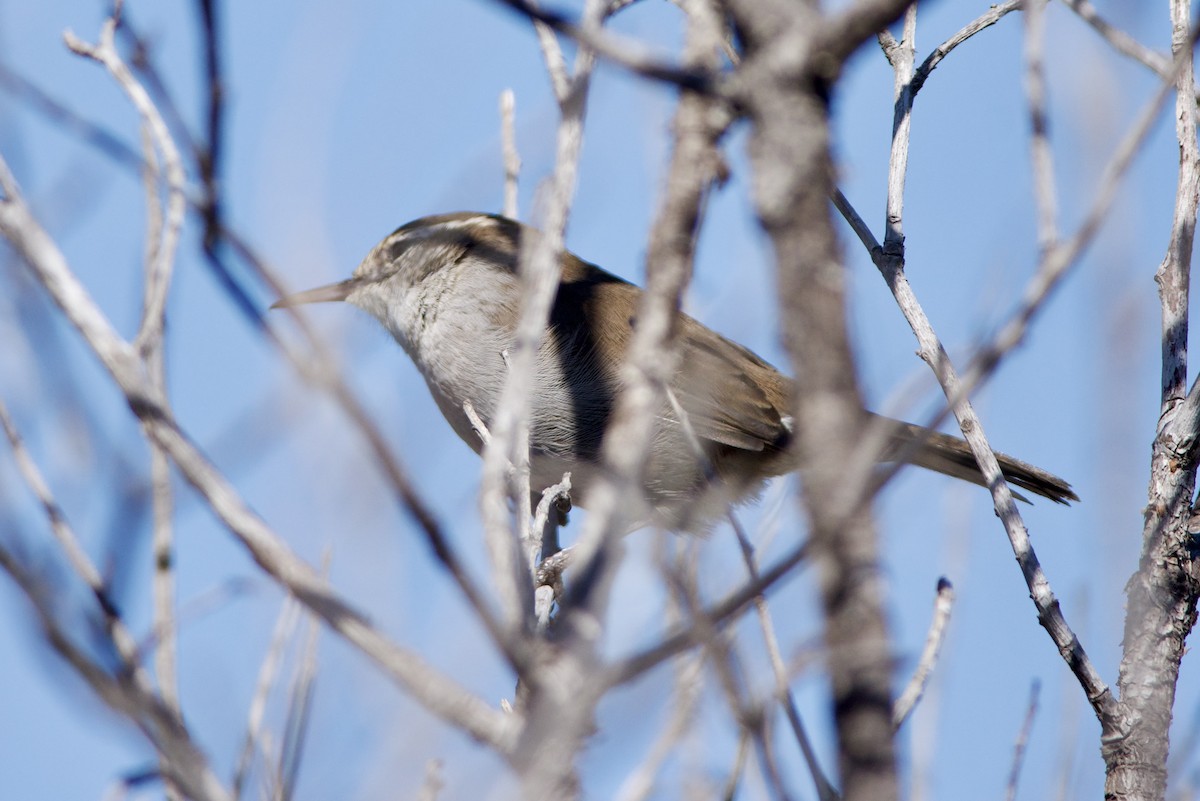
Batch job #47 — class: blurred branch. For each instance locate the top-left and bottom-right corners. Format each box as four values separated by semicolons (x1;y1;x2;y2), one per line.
661;544;794;800
493;0;715;91
192;0;225;252
525;11;733;791
613;653;704;801
1060;0;1172;76
1023;0;1059;252
500;88;520;218
0;36;517;660
608;535;811;686
0;155;518;751
563;0;729;615
478;0;611;655
497;6;616;796
0;63;143;169
1006;681;1041;801
65;14;190;755
723;0;912;796
232;595;301;800
0;397;140;666
0;541;230;801
63;9;515;661
278;590;321;801
728;514;838;801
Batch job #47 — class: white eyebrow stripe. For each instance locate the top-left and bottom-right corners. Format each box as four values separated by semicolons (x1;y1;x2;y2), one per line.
393;215;497;243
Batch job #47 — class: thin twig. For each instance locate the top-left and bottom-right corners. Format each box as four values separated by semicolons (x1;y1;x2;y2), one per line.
882;3;916;251
607;536;812;686
1006;680;1041;801
892;578;954;731
660;547;794;801
62;13;186;353
494;0;714;91
0;397;143;669
500;89;521;218
416;759;445;801
728;514;838;801
534;22;571;105
910;1;1022;98
232;595;301;800
531;474;572;627
278;587;321;801
1023;0;1059;251
1;51;512;667
0;542;231;801
1060;0;1171;76
0;161;517;751
613;654;704;801
719;731;752;801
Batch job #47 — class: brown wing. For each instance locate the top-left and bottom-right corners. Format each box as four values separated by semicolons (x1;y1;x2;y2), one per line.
555;251;792;455
670;316;792;452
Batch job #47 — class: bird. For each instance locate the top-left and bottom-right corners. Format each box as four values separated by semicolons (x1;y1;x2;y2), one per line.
271;211;1076;530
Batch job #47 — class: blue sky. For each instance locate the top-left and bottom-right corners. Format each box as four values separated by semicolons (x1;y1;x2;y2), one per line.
0;1;1191;799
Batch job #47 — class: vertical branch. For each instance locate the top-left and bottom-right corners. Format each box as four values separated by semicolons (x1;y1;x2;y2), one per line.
1107;3;1200;799
512;2;730;798
233;595;301;801
728;515;839;801
500;88;520;219
67;13;190;785
892;578;954;731
1155;3;1196;411
721;1;913;798
1005;681;1042;801
194;0;225;254
882;3;916;253
476;0;607;639
564;0;728;610
1023;0;1060;251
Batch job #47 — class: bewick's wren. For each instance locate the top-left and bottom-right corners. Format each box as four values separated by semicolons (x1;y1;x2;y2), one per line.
272;212;1076;528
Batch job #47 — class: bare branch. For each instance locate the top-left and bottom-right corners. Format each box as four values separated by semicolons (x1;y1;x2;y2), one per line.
1023;0;1059;251
613;654;704;801
500;89;520;218
1105;4;1200;797
0;396;154;673
478;0;609;642
892;578;954;731
62;13;186;352
832;10;1195;739
1006;681;1041;801
724;0;906;794
0;542;231;801
910;2;1022;98
728;513;839;801
1060;0;1171;76
232;595;301;800
0;167;517;751
607;536;812;686
493;0;714;91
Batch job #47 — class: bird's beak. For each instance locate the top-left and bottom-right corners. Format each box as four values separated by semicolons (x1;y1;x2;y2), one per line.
270;278;359;309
